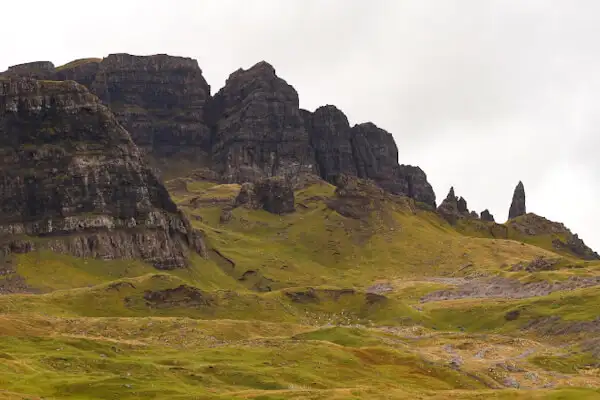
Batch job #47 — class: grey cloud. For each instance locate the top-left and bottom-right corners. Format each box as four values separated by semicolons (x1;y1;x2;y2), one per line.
2;0;599;249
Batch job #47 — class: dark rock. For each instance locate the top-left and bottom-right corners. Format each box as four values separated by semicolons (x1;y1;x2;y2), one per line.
326;175;386;219
457;197;468;214
504;310;521;321
437;188;483;224
511;256;559;272
252;177;295;215
3;61;56;79
303;107;436;207
234;177;295;214
353;122;433;204
508;181;526;219
53;58;101;88
507;213;599;260
0;78;206;268
144;284;215;308
219;208;233;223
437;188;459;224
365;292;387;304
6;55;438;207
553;234;600;261
480;209;495;222
209;61;316;183
397;165;437;208
305;105;356;182
437;187;477;224
53;54;213;163
285;288;319;303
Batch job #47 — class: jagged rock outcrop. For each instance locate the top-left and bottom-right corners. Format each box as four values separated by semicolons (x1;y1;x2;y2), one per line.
305;105;357;181
553;234;600;261
457;197;468;214
326;175;387;219
4;55;437;206
27;54;213;163
437;187;477;224
508;181;526;219
234;177;295;214
208;61;316;183
0;77;206;268
437;188;460;224
303;106;436;208
481;209;495;222
2;61;56;79
506;214;599;260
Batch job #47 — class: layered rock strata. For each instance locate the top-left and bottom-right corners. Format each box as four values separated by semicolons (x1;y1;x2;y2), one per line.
0;78;206;268
3;55;437;207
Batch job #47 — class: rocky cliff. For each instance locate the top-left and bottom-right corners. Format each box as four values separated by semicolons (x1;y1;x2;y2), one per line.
0;77;206;268
2;54;437;206
16;55;213;165
208;61;316;182
437;187;477;224
303;106;436;207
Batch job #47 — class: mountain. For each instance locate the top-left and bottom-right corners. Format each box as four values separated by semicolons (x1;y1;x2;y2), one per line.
1;55;437;207
0;77;206;275
0;55;599;399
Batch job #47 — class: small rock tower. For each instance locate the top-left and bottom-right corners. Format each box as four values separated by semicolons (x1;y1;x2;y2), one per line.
508;181;526;219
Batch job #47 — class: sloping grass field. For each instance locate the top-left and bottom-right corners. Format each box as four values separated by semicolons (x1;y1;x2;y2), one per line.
0;180;598;399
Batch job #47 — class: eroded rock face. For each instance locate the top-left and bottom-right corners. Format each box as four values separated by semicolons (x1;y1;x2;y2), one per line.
209;61;316;183
437;187;476;224
326;175;387;220
507;213;599;260
508;181;526;219
481;209;495;222
303;106;436;208
234;177;295;214
0;78;206;268
5;55;437;207
305;105;357;181
51;54;212;163
3;61;56;79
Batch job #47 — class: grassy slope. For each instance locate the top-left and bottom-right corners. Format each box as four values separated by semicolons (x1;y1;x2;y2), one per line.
0;180;599;399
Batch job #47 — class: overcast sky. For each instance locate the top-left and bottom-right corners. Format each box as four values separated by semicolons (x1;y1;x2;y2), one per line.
2;0;599;251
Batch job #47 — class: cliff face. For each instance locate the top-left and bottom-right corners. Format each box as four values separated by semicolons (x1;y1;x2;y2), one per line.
3;55;436;207
208;61;316;182
0;78;206;268
303;107;436;207
3;61;56;79
305;105;357;181
54;54;213;163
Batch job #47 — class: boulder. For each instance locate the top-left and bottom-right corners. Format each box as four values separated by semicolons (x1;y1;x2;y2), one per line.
480;209;495;222
235;177;295;215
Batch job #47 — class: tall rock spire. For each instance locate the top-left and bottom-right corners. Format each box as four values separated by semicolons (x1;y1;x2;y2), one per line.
508;181;526;219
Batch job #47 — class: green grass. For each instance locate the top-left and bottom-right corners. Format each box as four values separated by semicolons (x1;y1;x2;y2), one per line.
0;180;598;398
55;58;102;71
423;286;600;333
531;353;598;374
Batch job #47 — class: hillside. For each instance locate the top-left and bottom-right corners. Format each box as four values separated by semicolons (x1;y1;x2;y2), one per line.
0;176;598;399
0;56;598;399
